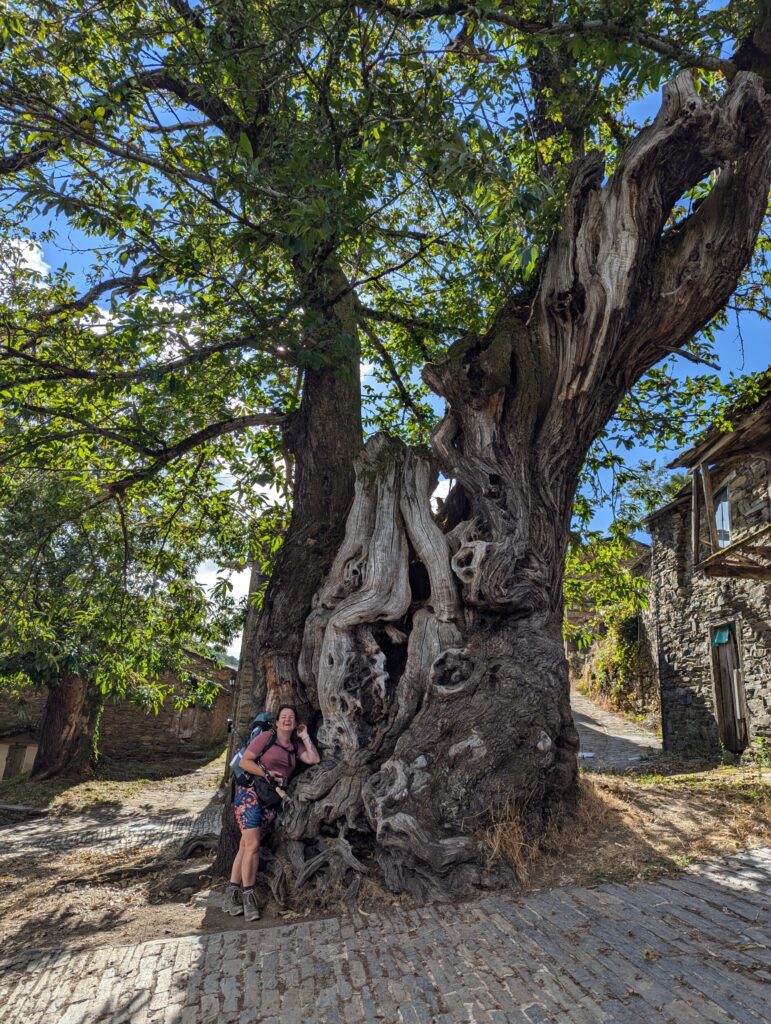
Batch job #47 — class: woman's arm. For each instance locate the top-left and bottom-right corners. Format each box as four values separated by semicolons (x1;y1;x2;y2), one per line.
239;732;272;777
296;724;320;765
238;754;269;777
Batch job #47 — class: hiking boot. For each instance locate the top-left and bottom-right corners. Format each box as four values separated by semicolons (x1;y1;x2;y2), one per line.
222;886;243;916
243;889;261;922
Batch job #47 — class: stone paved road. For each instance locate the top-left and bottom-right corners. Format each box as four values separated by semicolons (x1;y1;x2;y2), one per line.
0;805;222;860
2;848;769;1024
571;690;662;772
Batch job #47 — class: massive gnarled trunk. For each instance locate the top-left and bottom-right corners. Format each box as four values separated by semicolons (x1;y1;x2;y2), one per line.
236;72;769;900
278;433;577;899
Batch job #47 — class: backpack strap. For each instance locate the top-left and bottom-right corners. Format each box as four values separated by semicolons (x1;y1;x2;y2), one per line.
256;729;297;784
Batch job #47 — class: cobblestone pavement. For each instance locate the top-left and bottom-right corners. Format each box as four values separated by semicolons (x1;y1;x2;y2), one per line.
571;690;662;772
0;805;222;861
2;847;769;1024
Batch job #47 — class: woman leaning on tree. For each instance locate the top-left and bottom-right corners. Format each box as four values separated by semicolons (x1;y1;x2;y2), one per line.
222;704;320;921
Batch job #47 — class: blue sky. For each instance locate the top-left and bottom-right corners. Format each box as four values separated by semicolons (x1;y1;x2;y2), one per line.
590;313;768;536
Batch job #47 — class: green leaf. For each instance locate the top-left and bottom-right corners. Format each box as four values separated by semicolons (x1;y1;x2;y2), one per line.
237;131;253;160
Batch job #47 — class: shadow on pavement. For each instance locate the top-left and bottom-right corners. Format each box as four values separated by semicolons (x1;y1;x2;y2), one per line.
4;850;769;1024
573;716;659;769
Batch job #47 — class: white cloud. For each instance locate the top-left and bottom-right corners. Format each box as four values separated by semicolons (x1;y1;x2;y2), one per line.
12;239;50;276
360;361;375;378
215;468;284;506
87;304;116;336
0;239;51;286
196;559;252;602
196;560;253;658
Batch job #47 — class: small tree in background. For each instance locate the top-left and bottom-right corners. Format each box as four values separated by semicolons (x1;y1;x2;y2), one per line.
0;470;239;776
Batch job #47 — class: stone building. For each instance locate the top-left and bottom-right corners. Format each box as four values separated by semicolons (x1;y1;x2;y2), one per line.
644;389;771;756
0;652;236;779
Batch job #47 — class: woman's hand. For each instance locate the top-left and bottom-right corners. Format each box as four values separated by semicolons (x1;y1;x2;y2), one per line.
296;724;321;765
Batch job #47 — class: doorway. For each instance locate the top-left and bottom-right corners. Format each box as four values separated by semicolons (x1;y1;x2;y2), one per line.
710;623;748;754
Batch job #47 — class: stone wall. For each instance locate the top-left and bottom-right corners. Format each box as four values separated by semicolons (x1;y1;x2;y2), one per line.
646;456;771;755
0;657;236;768
0;689;46;739
99;669;235;757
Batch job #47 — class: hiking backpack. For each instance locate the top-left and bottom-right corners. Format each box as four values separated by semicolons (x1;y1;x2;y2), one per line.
229;711;277;786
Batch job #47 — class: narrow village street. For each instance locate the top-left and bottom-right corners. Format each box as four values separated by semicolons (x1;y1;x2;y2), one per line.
1;694;768;1024
570;691;662;773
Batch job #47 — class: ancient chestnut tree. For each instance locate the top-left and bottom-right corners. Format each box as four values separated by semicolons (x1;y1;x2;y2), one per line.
0;3;768;893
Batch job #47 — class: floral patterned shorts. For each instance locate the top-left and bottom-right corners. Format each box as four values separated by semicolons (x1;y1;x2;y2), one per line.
233;785;277;832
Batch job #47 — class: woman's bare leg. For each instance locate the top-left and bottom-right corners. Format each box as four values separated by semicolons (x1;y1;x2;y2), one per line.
229;839;244;886
239;828;260;887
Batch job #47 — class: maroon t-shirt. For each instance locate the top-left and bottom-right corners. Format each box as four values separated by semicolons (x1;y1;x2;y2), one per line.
246;731;297;785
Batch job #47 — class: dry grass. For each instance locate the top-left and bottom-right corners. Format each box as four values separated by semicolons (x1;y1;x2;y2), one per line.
481;777;617;884
0;749;226;818
353;876;404;914
480;796;537;882
480;766;770;893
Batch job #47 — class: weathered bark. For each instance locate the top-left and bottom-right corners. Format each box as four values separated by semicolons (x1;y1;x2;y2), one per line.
31;673;101;778
232;71;770;899
281;422;576;899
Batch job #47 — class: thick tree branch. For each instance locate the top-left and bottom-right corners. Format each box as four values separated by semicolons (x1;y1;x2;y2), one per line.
165;0;209;34
100;413;286;500
525;68;769;503
44;270;152;315
0;138;62;175
8;268;152;353
536;70;769;420
368;3;736;76
630;134;771;378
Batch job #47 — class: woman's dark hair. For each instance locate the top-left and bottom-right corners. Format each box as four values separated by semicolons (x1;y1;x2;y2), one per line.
276;703;297;721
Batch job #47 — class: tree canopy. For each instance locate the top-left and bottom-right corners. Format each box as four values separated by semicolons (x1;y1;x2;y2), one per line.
1;2;767;509
2;2;768;718
1;1;768;882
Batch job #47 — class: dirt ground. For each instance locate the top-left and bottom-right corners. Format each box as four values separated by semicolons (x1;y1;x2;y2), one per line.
0;749;768;962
